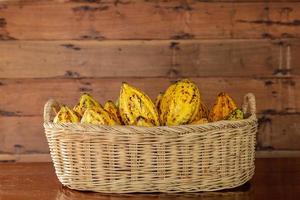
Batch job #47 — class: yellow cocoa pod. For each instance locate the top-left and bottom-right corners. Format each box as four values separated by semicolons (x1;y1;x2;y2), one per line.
159;79;201;126
155;93;164;125
119;83;160;126
155;93;163;109
133;116;154;127
104;100;122;124
53;106;80;123
73;93;101;117
193;101;209;121
81;107;117;125
190;118;208;125
209;92;238;122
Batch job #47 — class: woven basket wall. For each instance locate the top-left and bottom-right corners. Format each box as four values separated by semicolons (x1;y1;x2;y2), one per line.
44;93;257;193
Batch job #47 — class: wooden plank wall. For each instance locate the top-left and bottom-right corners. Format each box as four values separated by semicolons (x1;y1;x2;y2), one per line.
0;0;300;161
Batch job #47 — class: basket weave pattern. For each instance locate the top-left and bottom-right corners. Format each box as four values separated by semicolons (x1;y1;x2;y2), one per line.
44;93;257;193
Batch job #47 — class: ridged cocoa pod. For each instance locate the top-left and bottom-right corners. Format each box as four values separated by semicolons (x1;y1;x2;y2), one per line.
132;116;154;127
192;101;209;123
209;92;238;122
119;83;160;126
81;107;117;125
159;79;201;126
73;93;101;117
104;100;123;124
53;106;80;123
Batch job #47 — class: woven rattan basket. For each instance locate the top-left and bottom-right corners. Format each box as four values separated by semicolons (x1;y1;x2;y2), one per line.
44;93;257;193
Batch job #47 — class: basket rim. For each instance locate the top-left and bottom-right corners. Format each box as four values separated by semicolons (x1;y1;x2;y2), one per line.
44;114;257;135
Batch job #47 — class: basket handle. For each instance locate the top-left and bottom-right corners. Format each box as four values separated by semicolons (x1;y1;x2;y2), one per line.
44;99;60;123
242;93;256;116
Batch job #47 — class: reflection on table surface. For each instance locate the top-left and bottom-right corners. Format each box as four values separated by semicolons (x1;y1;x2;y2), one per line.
56;182;252;200
1;159;300;200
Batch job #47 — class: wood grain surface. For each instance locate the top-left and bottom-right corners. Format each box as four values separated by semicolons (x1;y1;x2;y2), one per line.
0;116;47;154
1;158;300;199
0;39;285;78
1;1;300;40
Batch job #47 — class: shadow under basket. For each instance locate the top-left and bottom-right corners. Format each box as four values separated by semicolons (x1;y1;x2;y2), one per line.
43;93;257;193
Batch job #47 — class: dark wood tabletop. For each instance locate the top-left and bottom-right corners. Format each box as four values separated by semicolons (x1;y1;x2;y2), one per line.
0;158;300;200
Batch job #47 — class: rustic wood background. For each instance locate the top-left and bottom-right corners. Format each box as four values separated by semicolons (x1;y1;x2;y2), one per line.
0;0;300;162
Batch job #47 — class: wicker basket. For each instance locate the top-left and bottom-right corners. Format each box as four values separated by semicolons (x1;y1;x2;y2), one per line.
44;93;257;193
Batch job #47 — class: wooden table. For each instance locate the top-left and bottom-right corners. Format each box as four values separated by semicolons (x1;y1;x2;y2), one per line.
0;158;300;200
